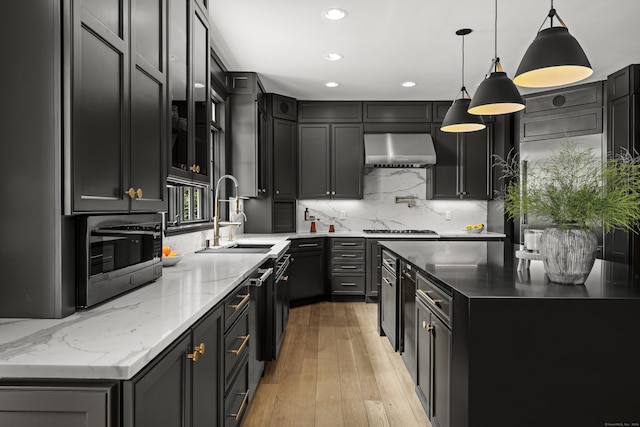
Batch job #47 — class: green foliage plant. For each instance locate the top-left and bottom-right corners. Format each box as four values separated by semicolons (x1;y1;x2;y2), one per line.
494;142;640;233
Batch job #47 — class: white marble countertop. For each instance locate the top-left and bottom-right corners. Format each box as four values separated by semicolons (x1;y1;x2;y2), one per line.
0;248;285;380
242;230;506;239
0;229;503;381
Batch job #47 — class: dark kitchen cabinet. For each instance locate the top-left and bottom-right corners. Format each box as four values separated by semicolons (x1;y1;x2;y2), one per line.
519;81;603;143
362;101;432;122
298;101;362;123
605;64;640;265
0;382;118;427
428;124;492;200
380;249;399;351
229;72;268;197
330;238;366;297
168;0;210;184
69;0;167;213
288;238;327;306
123;303;223;427
273;118;298;199
298;123;364;199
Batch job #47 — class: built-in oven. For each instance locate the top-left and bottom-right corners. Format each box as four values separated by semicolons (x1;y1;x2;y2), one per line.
77;214;163;308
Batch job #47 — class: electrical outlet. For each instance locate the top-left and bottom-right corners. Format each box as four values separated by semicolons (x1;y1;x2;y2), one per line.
339;210;346;220
445;210;452;220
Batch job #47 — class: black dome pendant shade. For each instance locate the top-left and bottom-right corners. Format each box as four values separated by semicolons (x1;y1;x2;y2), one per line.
514;4;592;88
468;0;524;116
441;29;486;133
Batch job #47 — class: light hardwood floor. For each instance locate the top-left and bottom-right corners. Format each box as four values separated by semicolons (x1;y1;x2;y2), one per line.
242;301;431;427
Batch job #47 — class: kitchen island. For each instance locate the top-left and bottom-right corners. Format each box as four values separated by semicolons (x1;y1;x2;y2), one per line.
381;240;640;427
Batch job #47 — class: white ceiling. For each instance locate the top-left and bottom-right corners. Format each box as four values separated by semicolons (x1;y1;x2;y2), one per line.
208;0;640;101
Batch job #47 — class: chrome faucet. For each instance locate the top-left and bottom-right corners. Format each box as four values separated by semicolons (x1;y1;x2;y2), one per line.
213;174;244;246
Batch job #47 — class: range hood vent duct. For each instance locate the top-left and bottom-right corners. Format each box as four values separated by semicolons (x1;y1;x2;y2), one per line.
364;133;437;168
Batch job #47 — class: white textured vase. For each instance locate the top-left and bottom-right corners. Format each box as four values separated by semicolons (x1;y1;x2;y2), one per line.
540;225;598;285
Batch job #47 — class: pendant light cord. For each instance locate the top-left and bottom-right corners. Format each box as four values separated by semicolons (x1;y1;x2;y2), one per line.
461;33;465;90
537;0;567;33
494;0;498;63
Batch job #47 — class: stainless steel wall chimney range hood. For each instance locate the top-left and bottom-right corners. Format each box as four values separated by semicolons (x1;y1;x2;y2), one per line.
364;133;437;168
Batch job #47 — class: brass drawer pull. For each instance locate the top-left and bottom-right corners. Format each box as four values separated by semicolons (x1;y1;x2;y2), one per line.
187;350;200;362
341;283;358;287
282;276;289;282
340;254;357;258
195;343;205;355
422;321;434;332
417;289;442;307
230;391;249;421
341;265;357;269
382;277;392;286
341;242;357;246
189;164;201;173
230;294;250;311
125;187;143;199
298;243;319;248
229;334;250;355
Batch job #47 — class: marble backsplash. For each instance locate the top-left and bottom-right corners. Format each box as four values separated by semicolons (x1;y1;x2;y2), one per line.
297;168;487;233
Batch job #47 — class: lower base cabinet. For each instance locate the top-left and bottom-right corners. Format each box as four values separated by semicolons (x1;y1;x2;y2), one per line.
288;238;326;305
0;382;118;427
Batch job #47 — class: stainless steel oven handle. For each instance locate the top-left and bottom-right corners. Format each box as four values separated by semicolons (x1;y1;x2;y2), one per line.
251;267;273;287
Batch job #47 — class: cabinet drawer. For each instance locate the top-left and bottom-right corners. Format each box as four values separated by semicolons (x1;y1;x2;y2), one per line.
332;261;365;273
331;275;365;294
289;238;324;251
224;311;250;389
416;272;452;326
224;283;250;328
224;356;249;427
331;238;365;249
332;250;365;261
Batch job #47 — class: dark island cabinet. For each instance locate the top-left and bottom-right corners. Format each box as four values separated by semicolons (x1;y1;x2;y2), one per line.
168;0;210;184
605;64;640;265
428;124;492;200
69;0;167;213
298;123;363;199
0;382;118;427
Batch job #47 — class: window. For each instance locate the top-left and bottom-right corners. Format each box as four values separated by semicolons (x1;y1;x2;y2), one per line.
167;182;209;227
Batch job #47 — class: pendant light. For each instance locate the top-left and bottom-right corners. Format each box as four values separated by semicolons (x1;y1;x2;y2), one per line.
468;0;524;116
514;1;592;88
441;29;486;133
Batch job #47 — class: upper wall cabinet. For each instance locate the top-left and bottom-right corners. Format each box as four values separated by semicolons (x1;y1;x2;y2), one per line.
68;0;167;213
168;0;210;184
298;101;362;123
519;81;603;143
362;102;432;123
229;72;268;197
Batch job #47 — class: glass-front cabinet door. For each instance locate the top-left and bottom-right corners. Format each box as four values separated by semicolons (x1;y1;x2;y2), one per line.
168;0;210;183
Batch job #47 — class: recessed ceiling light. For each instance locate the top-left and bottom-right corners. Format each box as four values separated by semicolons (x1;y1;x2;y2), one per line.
402;81;417;87
325;82;340;88
324;8;348;20
324;53;344;61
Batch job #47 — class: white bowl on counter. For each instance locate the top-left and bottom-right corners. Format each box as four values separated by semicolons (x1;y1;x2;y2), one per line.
162;255;183;267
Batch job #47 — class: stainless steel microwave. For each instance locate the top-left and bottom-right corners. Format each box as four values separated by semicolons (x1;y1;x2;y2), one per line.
77;214;163;308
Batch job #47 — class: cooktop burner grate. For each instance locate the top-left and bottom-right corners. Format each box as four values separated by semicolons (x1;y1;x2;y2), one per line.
362;229;438;234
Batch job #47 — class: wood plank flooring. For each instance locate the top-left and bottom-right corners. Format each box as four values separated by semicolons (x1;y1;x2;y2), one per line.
242;302;431;427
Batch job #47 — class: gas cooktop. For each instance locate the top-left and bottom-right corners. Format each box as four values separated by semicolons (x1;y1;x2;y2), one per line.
362;229;438;234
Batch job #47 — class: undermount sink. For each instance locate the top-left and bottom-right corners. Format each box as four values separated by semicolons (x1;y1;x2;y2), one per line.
196;243;273;254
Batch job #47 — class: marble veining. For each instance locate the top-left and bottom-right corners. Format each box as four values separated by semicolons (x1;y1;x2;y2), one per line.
298;168;487;233
0;253;270;380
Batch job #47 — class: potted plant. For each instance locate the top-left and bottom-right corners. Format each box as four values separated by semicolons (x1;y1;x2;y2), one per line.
494;142;640;284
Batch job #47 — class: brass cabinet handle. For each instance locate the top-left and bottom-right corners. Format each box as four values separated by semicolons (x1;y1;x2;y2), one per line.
341;242;357;246
195;343;205;355
187;350;200;362
230;334;250;355
422;321;434;332
189;164;201;173
417;289;442;307
341;254;357;258
341;282;358;287
326;191;330;195
382;277;392;286
341;265;357;269
125;188;143;199
276;190;280;195
230;391;249;421
298;243;319;248
229;294;250;311
282;276;289;282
